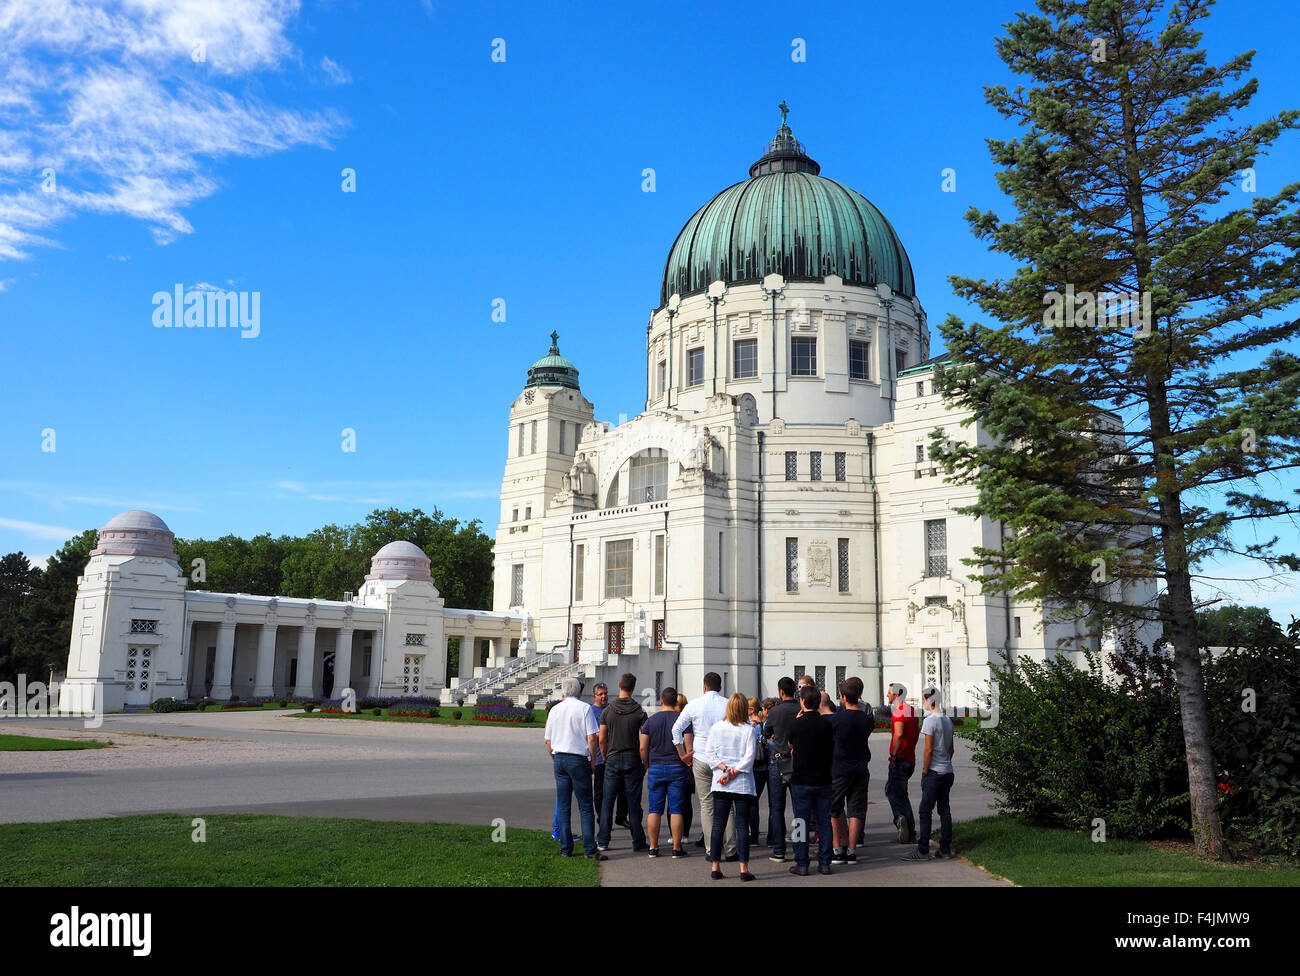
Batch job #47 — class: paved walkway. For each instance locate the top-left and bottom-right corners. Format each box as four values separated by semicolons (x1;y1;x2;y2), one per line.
0;711;1007;886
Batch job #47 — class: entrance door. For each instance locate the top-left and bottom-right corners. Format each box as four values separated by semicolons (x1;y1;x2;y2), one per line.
322;651;336;699
921;648;950;706
125;645;152;706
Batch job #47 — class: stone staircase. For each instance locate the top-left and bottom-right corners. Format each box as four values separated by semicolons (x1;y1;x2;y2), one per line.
446;649;591;705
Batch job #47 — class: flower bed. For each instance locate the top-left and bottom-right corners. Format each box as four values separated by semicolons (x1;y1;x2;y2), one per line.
473;698;533;723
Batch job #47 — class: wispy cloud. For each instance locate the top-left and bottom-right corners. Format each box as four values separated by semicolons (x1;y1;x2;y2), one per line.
61;495;201;514
0;516;82;540
0;0;345;263
319;55;351;85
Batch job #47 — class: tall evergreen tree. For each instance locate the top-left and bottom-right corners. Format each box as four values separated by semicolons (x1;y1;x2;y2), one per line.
934;0;1300;859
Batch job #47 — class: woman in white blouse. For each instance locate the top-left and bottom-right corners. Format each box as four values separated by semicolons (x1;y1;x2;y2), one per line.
703;693;758;881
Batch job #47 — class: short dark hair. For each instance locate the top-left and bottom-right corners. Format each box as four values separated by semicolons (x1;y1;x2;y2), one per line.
800;686;820;709
661;687;677;706
922;686;942;708
593;682;608;694
777;676;796;697
842;676;864;705
618;673;636;693
703;672;722;692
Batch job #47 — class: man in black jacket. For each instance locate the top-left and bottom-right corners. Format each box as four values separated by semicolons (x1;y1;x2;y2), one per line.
787;684;836;876
596;673;649;852
763;676;800;862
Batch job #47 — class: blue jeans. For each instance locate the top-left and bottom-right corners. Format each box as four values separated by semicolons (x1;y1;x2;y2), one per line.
553;753;596;856
886;758;916;832
917;771;955;855
710;792;753;864
791;783;833;870
647;762;690;816
598;753;647;849
769;770;792;855
750;767;768;843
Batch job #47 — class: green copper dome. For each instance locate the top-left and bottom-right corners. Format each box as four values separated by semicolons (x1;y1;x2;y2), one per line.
524;331;580;390
659;107;915;308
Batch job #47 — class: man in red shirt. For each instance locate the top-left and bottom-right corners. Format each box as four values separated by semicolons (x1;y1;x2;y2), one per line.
885;683;920;843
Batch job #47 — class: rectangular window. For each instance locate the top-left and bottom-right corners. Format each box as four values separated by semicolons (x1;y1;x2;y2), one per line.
404;633;425;646
810;451;822;481
572;625;582;658
525;504;532;520
511;508;518;522
629;450;668;502
925;595;949;606
785;537;799;592
733;338;758;379
517;424;524;456
655;670;664;695
895;349;907;376
362;645;372;677
653;535;665;597
791;336;817;376
718;530;724;594
511;564;524;606
785;451;797;481
917;381;926;397
530;420;538;453
924;519;948;578
815;665;826;691
607;621;625;655
657;360;666;396
559;421;566;455
653;619;665;651
129;619;157;634
835;452;846;482
835;665;846;695
1014;616;1022;638
916;444;925;462
574;544;585;602
687;346;705;387
849;339;870;380
837;538;849;593
793;664;805;682
605;539;633;599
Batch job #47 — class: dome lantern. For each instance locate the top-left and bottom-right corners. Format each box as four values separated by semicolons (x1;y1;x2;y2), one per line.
524;331;581;391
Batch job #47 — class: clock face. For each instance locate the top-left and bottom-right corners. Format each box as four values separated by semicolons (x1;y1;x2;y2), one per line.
524;390;535;404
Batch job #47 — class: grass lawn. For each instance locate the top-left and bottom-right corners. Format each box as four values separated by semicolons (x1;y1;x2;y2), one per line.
957;815;1300;886
0;733;107;751
0;814;598;887
295;708;548;727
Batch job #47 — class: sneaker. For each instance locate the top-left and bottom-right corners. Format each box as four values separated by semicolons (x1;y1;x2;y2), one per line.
935;850;956;859
647;848;659;858
844;851;858;865
900;850;931;862
551;829;561;841
596;844;608;852
896;818;909;844
768;853;787;863
585;852;608;861
830;850;848;865
671;848;688;858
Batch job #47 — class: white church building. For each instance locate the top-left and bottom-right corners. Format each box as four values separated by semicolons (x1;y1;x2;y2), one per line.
61;110;1156;714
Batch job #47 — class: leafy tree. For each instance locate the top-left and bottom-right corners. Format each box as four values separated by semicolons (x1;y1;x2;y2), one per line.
0;552;37;682
1195;604;1284;647
934;0;1300;859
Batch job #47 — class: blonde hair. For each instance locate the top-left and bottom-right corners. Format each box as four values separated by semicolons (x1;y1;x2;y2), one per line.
747;696;761;718
676;693;688;710
725;693;748;726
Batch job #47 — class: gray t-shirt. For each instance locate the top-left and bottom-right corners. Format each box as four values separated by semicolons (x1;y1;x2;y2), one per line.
921;712;954;775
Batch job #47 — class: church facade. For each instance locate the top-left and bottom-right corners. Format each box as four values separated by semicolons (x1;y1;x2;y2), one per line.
487;111;1158;708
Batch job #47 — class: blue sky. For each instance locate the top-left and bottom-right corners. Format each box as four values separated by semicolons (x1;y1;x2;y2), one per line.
1;0;1297;619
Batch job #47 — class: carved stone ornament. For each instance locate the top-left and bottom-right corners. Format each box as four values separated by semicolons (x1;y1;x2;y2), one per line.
807;541;831;587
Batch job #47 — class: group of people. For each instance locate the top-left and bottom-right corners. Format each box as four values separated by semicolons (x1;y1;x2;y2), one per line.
542;670;957;881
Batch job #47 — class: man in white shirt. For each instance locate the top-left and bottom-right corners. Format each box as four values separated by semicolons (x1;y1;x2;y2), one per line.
672;672;736;861
544;676;605;860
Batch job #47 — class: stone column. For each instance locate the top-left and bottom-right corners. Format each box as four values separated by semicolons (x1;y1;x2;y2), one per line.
334;627;354;698
254;622;277;698
294;624;318;698
459;629;475;680
210;620;236;700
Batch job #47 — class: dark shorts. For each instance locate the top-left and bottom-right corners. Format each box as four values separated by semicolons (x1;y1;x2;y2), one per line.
831;772;869;819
